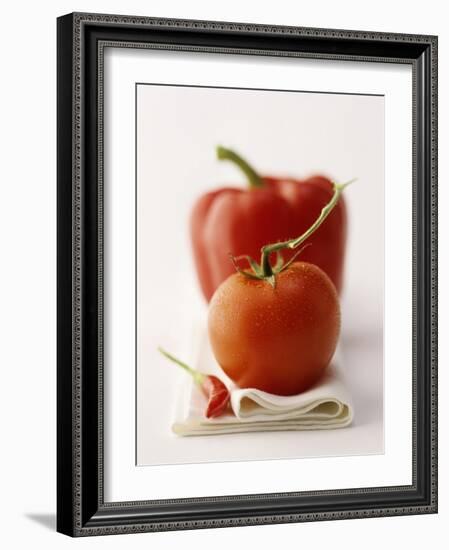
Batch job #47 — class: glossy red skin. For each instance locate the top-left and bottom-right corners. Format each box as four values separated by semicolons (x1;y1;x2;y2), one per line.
191;176;347;302
201;375;231;418
208;262;340;396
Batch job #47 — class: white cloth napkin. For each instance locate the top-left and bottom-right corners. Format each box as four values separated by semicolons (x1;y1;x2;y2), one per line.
172;326;353;436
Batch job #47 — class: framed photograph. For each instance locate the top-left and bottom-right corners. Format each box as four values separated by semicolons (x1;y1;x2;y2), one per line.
57;12;438;536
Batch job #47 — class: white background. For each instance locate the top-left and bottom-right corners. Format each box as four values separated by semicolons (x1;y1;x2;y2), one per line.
135;84;386;466
105;27;413;504
0;1;446;549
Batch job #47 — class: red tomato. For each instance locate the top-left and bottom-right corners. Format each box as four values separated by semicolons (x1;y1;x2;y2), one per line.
208;262;340;395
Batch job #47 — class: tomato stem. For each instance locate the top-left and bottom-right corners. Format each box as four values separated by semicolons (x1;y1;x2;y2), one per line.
260;180;355;278
216;146;264;189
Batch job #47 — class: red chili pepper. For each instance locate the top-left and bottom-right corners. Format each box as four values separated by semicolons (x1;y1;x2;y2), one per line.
190;146;347;302
158;347;230;418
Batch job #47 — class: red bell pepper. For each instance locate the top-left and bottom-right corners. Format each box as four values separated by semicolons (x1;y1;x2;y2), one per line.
190;146;347;302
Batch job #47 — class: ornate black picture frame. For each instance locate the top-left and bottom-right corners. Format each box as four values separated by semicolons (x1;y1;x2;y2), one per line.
57;12;438;536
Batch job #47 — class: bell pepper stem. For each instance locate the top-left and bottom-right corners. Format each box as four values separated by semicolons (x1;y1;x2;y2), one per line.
216;146;264;189
260;179;355;278
158;347;205;386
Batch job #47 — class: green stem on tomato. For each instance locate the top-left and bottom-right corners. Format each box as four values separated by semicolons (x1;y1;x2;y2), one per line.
158;347;205;386
216;146;264;189
260;179;355;278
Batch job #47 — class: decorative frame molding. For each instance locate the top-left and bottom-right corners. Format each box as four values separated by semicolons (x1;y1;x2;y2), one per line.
57;12;437;536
